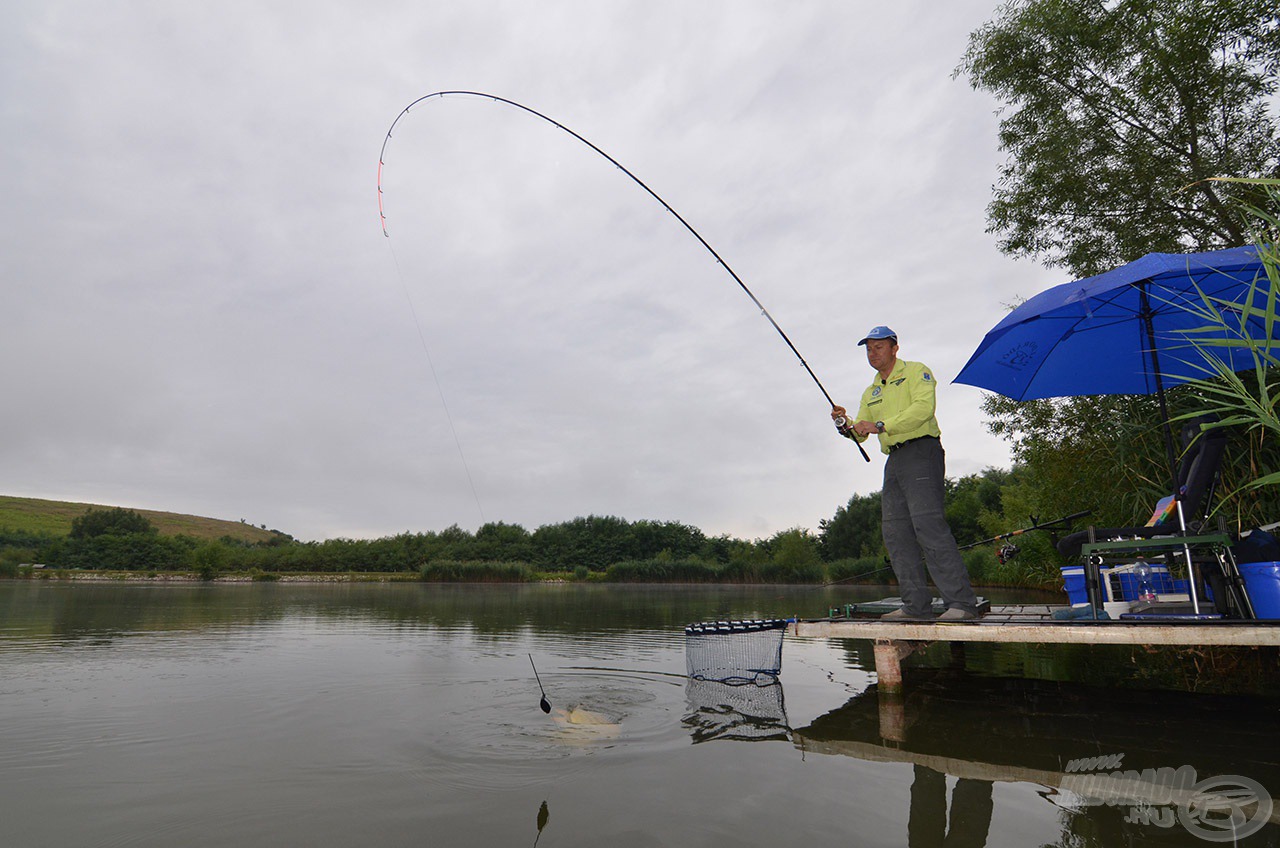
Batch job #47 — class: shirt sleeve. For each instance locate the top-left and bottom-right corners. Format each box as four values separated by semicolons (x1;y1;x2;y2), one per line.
886;364;937;435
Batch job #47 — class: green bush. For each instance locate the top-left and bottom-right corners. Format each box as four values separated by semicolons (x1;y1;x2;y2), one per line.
962;548;992;585
710;557;828;584
43;533;198;571
604;558;721;583
721;558;768;584
70;507;156;539
0;546;40;576
757;561;826;584
419;560;534;583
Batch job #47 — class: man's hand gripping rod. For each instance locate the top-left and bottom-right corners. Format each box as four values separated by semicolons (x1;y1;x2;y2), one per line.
830;406;871;462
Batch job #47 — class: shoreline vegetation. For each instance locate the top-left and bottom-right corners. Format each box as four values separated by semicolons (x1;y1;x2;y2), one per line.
5;560;1055;591
4;567;1059;592
1;491;1070;591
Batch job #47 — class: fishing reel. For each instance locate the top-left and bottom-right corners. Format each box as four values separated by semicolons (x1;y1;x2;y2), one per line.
996;543;1020;564
833;416;855;438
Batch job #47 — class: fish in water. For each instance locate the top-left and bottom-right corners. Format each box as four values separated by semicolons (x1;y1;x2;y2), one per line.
550;705;621;741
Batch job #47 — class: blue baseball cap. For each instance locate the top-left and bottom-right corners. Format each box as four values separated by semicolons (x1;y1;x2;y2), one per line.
857;325;898;345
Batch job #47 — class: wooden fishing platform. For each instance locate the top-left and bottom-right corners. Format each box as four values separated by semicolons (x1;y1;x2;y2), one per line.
791;605;1280;693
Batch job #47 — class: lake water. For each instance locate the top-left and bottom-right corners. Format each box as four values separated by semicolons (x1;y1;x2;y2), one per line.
2;581;1277;847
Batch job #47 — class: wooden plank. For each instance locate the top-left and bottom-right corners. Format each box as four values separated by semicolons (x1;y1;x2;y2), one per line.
793;617;1280;646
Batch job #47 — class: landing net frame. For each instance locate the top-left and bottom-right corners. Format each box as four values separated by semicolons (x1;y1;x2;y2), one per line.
684;618;790;685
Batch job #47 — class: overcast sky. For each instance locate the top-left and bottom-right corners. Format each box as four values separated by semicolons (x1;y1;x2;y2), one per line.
3;1;1065;542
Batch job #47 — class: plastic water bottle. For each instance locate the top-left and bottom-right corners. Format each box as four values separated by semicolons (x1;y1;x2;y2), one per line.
1134;558;1157;603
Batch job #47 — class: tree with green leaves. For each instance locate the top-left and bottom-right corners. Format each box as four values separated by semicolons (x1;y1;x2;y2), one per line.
981;392;1180;529
944;469;1015;545
69;507;156;539
957;0;1280;546
818;492;883;562
958;0;1280;278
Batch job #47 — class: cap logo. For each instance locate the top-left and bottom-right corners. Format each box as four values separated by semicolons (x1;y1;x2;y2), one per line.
858;325;898;345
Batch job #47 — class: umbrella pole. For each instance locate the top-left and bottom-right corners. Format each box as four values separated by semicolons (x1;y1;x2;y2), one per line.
1139;286;1179;490
1140;286;1202;615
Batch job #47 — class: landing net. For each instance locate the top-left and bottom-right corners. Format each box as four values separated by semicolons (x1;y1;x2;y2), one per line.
684;619;789;685
684;676;789;742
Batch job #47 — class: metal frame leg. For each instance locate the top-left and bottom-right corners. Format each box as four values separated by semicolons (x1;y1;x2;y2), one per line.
1085;555;1105;619
1218;547;1256;619
1174;500;1202;615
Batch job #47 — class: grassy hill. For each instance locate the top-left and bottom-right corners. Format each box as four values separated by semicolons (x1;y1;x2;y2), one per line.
0;496;283;543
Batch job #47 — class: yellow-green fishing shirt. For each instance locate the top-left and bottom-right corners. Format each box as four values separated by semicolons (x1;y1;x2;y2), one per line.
853;359;943;454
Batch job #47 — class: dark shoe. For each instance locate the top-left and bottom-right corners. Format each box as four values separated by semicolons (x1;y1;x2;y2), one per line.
882;609;935;621
937;608;981;621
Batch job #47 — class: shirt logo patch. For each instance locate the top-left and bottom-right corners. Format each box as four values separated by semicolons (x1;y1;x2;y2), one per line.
891;378;906;386
871;386;882;397
922;372;933;381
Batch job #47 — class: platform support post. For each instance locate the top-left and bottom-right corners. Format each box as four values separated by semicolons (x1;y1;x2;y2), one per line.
873;639;929;694
878;692;907;742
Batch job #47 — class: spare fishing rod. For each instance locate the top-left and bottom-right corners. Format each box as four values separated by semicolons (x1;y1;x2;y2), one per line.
958;510;1092;558
378;91;870;463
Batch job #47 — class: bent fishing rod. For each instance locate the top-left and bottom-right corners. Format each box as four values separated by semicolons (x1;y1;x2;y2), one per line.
378;91;870;463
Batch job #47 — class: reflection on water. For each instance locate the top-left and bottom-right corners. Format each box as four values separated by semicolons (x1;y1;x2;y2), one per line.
683;677;790;743
533;799;550;848
909;765;993;848
794;669;1280;846
2;581;1278;847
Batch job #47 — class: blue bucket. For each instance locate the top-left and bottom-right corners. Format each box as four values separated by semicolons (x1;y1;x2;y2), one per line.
1061;566;1086;605
1240;561;1280;619
1061;565;1117;605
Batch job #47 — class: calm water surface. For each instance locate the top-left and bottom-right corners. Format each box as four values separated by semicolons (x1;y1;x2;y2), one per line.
2;582;1277;847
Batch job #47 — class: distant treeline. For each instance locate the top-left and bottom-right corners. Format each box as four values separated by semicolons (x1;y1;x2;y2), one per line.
0;511;877;583
0;470;1056;586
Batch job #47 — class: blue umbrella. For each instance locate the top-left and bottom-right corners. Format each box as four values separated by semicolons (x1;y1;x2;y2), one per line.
954;246;1269;402
955;245;1272;483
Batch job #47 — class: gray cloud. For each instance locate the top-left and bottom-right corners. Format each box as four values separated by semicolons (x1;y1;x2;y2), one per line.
2;1;1062;541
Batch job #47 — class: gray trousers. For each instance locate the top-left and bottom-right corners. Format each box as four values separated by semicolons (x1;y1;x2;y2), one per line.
881;437;978;616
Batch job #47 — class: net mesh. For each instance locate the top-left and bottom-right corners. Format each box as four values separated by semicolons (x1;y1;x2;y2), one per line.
683;676;789;742
684;619;788;685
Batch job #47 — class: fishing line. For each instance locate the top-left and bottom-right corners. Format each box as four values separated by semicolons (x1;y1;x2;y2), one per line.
819;563;895;587
378;90;870;463
385;241;486;525
561;665;691;683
